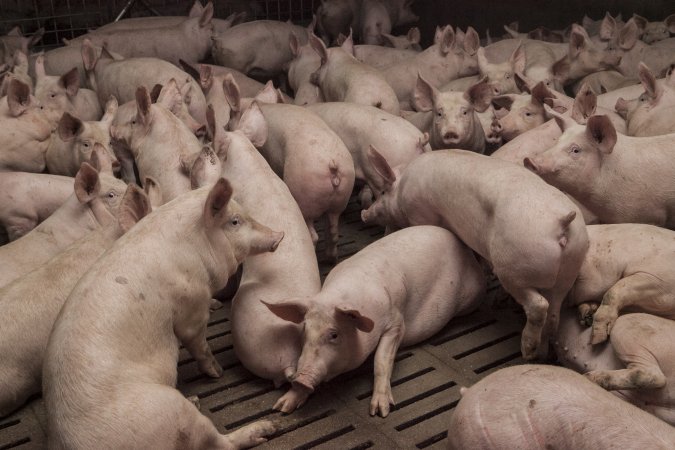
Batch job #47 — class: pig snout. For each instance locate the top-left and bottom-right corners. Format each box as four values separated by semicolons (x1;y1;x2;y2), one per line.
614;98;629;118
249;222;285;254
442;130;460;145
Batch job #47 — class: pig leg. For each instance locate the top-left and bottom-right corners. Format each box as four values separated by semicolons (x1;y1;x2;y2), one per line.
175;297;223;378
577;302;599;327
273;384;313;413
501;283;548;360
324;213;340;263
591;273;667;345
370;315;405;418
306;219;319;245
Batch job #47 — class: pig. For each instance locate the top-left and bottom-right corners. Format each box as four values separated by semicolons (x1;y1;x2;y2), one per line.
490;82;551;142
33;54;102;121
412;74;492;152
196;65;237;129
615;62;675;136
211;19;310;78
309;32;400;115
190;105;322;415
582;12;624;38
524;114;675;228
263;225;485;415
70;3;214;65
0;50;32;94
148;82;206;139
0;173;72;242
596;77;663;111
361;149;589;360
0;27;44;66
0;79;57;173
563;223;675;345
570;70;637;96
465;42;526;95
0;155;127;288
352;44;417;70
0;183;151;418
30;43;123;81
632;13;675;44
81;39;207;124
43;178;283;450
287;32;324;105
381;27;422;50
448;364;675;449
556;309;675;425
45;97;118;176
315;0;358;45
381;25;480;110
111;85;203;203
306;101;429;205
360;0;392;45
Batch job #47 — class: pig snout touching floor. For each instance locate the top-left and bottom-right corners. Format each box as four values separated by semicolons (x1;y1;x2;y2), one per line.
43;178;283;449
448;364;675;449
263;225;485;416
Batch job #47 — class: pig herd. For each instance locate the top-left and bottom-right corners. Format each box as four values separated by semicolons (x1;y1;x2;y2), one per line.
1;0;675;448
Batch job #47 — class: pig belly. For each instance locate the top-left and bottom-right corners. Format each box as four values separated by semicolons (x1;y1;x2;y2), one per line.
400;295;466;347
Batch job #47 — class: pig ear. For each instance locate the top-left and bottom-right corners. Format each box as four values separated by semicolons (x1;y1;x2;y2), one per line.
412;73;436;112
491;95;515;111
237;101;268;147
599;12;617;40
157;78;183;113
545;104;576;132
666;14;675;34
81;40;98;71
143;177;162;208
466;79;492;113
89;143;114;175
179;59;200;82
58;112;84;142
666;64;675;88
289;32;300;57
191;146;222;189
638;62;660;100
135;86;152;126
198;1;214;28
35;53;46;79
380;33;396;48
367;145;396;188
309;33;328;65
631;14;647;32
439;26;456;55
335;307;374;333
261;299;308;324
59;68;80;99
531;81;554;107
74;162;101;204
551;57;570;83
514;71;533;93
222;73;241;113
101;96;118;124
503;24;520;38
407;27;421;44
476;47;489;75
203;177;233;228
149;84;163;103
188;0;204;18
118;184;152;233
7;79;31;117
571;83;597;124
463;27;479;56
510;42;526;74
568;25;588;59
7;25;21;36
585;115;617;155
199;64;213;90
254;80;279;104
205;104;217;141
619;19;639;50
340;29;354;56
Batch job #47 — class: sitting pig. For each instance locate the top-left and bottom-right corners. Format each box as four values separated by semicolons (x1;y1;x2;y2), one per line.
361;150;589;360
43;178;283;449
264;225;485;416
448;364;675;449
0;183;151;418
524;114;675;228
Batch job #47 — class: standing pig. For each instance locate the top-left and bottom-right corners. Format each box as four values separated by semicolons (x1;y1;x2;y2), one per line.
361;150;589;360
287;33;324;106
524;114;675;228
615;62;675;136
0;173;73;242
309;32;400;115
412;74;492;152
43;178;283;449
448;365;675;449
0;184;151;418
264;225;485;415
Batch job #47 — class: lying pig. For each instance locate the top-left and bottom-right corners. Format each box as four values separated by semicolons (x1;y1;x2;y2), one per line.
0;173;72;242
111;85;203;202
81;39;206;123
45;97;118;176
556;309;675;425
43;178;283;449
0;79;57;173
615;62;675;136
0;184;151;418
30;42;123;81
381;27;422;50
361;150;589;360
564;224;675;344
524;114;675;228
0;155;126;288
412;74;492;152
309;32;400;115
448;364;675;449
33;54;102;121
632;13;675;44
264;225;485;415
287;32;324;105
352;44;417;70
190;106;322;415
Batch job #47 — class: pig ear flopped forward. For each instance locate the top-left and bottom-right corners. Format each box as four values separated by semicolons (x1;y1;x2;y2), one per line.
74;162;101;204
7;79;31;117
118;184;152;233
89;143;114;175
367;145;396;187
135;86;152;126
571;83;597;124
222;73;241;112
309;32;328;65
412;73;436;112
585;115;617;155
638;62;660;100
465;78;493;113
203;178;234;229
261;300;308;324
58;112;84;142
544;104;576;131
59;68;80;97
237;101;268;147
335;307;375;333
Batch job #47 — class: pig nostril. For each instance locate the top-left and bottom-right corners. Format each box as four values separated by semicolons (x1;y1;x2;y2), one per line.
444;132;459;141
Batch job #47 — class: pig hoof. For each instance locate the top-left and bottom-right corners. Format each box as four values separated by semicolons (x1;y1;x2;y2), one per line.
591;307;616;344
577;303;598;327
370;392;395;417
273;386;310;413
521;340;538;361
585;370;611;389
209;299;223;311
202;361;223;378
226;419;278;448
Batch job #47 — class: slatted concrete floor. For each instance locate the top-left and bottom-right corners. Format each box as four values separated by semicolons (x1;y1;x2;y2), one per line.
0;194;525;449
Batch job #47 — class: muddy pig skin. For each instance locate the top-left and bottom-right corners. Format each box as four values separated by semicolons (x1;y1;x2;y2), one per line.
361;150;589;361
0;184;150;418
0;160;126;289
43;179;284;450
448;364;675;449
556;309;675;425
0;173;72;242
264;225;485;416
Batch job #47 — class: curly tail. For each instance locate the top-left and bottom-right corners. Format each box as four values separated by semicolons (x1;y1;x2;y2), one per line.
329;161;340;188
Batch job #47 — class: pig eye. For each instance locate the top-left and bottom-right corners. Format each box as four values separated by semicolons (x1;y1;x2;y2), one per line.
461;108;468;116
50;93;56;98
106;191;116;199
436;110;442;117
328;331;339;341
505;73;511;79
569;144;581;155
83;142;90;148
230;215;241;226
525;111;532;117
